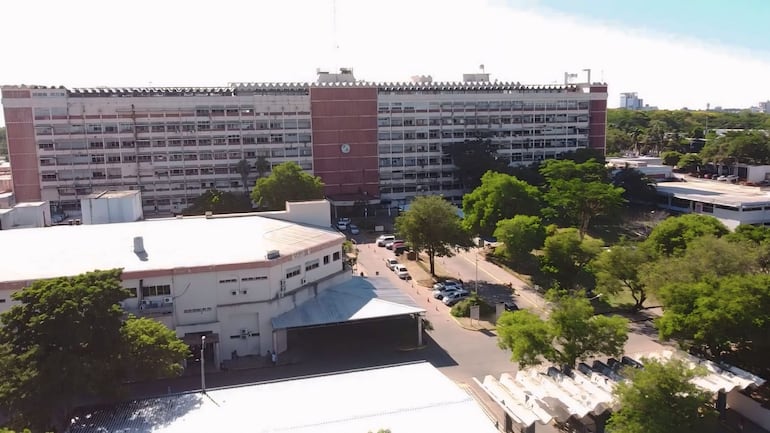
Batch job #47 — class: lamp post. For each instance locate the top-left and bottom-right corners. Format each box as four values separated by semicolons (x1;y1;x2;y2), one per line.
200;335;206;392
474;250;479;295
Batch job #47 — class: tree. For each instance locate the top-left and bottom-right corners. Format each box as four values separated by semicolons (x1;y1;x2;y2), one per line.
592;242;652;310
254;154;271;179
656;274;770;365
250;161;324;210
0;270;188;431
645;214;728;257
677;153;702;172
612;168;656;204
607;358;712;433
120;317;189;381
539;159;608;184
497;293;628;368
540;229;603;292
605;127;632;156
660;150;683;166
235;158;252;193
447;135;509;190
462;171;541;237
395;195;471;276
493;215;545;260
183;189;253;215
543;179;626;238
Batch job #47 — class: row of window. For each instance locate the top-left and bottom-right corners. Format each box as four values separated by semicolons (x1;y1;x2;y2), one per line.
38;133;313;149
219;275;268;284
377;100;590;110
377;114;588;127
285;254;340;279
141;284;171;297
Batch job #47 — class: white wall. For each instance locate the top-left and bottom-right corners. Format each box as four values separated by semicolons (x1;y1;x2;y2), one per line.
262;200;332;228
728;390;770;430
81;193;143;224
0;202;50;230
746;166;770;184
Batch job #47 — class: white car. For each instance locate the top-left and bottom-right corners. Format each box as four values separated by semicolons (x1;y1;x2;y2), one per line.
433;286;468;300
443;291;470;306
717;175;739;183
384;257;399;270
393;264;410;280
377;235;395;247
348;224;360;235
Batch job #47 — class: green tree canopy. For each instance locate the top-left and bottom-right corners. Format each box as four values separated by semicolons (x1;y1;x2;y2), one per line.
612;168;656;204
539;159;608;184
677;153;702;172
641;235;758;296
645;214;728;257
447;135;509;190
656;274;770;366
0;270;188;431
250;161;324;210
607;358;712;433
235;158;252;193
660;150;683;166
395;195;471;276
541;229;603;291
462;171;541;237
497;292;628;368
120;317;189;381
0;126;7;158
493;215;545;260
182;189;253;215
592;241;652;310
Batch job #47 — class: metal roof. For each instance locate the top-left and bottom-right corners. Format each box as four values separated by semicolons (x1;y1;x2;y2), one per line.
476;350;765;429
67;362;499;433
271;276;424;329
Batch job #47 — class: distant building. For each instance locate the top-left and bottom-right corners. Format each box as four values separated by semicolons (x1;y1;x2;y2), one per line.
2;69;608;216
607;156;672;180
0;201;51;230
753;101;770;113
619;92;643;110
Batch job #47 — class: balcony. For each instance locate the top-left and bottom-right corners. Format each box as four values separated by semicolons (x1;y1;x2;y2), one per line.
124;299;174;317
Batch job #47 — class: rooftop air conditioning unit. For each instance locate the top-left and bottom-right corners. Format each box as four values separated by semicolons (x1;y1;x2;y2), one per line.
163;297;173;304
240;329;249;339
266;250;280;260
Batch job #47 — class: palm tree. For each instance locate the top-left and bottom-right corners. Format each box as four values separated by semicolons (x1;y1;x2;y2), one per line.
254;154;271;179
235;159;252;194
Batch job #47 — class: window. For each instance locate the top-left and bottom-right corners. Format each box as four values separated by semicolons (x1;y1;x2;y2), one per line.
305;259;319;272
286;266;301;279
219;278;237;284
241;276;268;281
323;255;330;264
333;252;341;261
141;284;171;297
183;307;213;314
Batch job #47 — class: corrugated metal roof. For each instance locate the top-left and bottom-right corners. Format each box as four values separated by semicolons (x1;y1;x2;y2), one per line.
271;276;424;329
67;362;499;433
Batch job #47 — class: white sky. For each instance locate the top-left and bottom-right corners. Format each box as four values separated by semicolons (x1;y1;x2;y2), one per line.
2;0;770;126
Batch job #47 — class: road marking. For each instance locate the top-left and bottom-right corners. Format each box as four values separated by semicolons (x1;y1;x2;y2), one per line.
459;252;547;314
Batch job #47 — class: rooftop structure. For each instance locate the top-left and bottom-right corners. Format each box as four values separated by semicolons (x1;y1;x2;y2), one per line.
656;178;770;229
2;69;607;216
67;362;499;433
476;350;764;432
80;189;143;224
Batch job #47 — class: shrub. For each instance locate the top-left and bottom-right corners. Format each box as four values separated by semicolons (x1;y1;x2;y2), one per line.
450;293;494;317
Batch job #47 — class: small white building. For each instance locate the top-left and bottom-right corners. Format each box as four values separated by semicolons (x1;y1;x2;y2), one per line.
607;156;673;180
0;200;427;367
656;179;770;229
0;201;51;230
80;190;143;224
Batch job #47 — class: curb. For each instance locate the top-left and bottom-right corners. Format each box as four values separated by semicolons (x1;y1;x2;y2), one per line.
397;345;428;352
450;314;497;332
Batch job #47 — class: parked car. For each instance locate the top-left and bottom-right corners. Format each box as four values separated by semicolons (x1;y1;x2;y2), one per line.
393;264;411;280
386;240;405;250
377;235;395;247
443;291;470;306
348;224;360;235
503;301;519;311
717;175;739;183
433;280;463;291
433;286;468;300
336;218;350;231
384;257;399;270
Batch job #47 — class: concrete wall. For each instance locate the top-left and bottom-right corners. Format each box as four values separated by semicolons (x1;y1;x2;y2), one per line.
81;192;143;224
261;200;332;228
728;390;770;430
0;202;50;230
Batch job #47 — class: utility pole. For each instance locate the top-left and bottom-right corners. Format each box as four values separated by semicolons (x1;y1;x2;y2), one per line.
200;335;207;392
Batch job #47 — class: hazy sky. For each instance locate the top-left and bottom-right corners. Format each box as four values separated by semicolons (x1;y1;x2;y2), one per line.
2;0;769;126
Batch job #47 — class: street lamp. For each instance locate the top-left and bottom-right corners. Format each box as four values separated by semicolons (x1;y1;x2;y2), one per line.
474;250;479;294
200;335;206;392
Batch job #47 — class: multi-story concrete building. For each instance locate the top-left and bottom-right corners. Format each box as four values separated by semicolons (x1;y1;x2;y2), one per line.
619;92;644;110
2;70;607;215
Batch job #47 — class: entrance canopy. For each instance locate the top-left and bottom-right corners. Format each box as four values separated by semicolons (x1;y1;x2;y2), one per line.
272;276;425;329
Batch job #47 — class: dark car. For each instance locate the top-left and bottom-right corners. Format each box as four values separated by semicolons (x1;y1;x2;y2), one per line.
504;301;519;311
